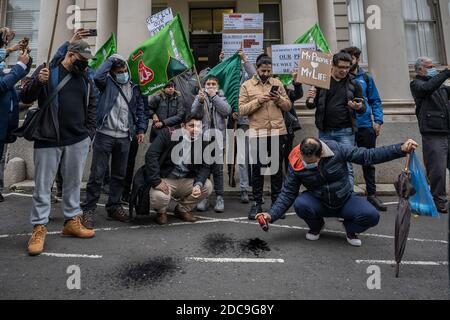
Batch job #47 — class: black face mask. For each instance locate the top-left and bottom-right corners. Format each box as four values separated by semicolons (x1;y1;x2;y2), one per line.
72;59;89;75
350;63;359;73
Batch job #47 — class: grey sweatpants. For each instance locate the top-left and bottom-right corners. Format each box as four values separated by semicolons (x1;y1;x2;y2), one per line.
422;134;450;206
30;137;91;226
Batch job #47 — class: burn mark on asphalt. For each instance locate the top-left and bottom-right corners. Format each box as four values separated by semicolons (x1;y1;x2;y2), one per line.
202;234;271;257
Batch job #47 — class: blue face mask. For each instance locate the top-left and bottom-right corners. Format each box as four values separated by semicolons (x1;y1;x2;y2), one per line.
302;160;319;170
116;72;130;84
0;48;6;72
427;67;439;78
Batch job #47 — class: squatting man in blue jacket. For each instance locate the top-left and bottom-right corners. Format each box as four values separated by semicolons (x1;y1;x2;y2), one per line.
256;137;418;247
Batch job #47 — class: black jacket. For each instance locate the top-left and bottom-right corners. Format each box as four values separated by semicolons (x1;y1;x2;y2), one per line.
20;59;97;144
410;69;450;135
284;82;303;134
144;128;211;189
306;75;365;131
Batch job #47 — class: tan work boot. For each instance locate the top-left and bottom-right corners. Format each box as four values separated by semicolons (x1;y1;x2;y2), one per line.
62;216;95;238
28;225;48;256
174;207;197;223
155;212;169;225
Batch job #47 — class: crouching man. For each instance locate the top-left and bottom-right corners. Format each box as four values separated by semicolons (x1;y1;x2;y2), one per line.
145;114;213;225
256;137;418;247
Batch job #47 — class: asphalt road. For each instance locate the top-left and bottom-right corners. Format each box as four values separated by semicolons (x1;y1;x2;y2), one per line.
0;193;448;300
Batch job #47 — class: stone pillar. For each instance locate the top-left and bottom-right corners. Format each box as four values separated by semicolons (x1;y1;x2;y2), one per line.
237;0;259;13
37;0;75;64
363;0;412;103
317;0;338;53
117;0;152;57
439;0;450;66
281;0;319;44
96;0;118;51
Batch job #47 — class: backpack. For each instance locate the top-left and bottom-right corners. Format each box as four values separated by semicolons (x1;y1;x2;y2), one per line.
129;166;153;220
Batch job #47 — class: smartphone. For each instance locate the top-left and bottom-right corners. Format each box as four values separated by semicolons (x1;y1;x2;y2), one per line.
88;29;98;37
270;85;280;95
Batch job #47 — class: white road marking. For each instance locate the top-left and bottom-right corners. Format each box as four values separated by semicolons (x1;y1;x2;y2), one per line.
356;260;448;266
186;257;285;263
2;193;33;198
41;253;103;259
383;202;399;206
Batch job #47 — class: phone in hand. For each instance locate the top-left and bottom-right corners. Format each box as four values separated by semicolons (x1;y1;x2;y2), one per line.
88;29;98;37
270;85;280;95
353;97;364;103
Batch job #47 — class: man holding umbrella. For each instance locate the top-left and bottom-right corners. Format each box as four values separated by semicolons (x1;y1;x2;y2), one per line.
256;137;418;247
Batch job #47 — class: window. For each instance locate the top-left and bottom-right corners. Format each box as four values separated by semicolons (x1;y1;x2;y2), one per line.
259;3;282;50
402;0;443;64
347;0;368;64
5;0;40;66
190;8;234;35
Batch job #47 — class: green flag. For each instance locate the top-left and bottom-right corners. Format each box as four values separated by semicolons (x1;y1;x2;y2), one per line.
206;54;242;113
279;23;331;86
128;14;195;96
89;33;117;70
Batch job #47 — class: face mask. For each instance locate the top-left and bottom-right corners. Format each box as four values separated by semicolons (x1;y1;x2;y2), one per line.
72;58;89;75
427;67;438;78
205;85;218;92
302;160;318;170
350;63;359;73
116;72;130;84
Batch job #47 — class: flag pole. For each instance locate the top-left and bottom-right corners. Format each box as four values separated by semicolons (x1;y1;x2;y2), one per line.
47;0;61;64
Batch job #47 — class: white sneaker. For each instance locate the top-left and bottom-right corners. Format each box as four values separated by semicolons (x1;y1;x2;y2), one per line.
346;234;362;247
306;224;325;241
197;198;209;212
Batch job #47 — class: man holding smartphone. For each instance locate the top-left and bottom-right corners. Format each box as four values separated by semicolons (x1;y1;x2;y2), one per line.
306;52;365;189
342;47;386;211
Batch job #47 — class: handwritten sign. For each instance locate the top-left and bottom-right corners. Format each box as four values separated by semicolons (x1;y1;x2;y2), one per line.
272;44;316;75
297;50;333;89
147;8;174;37
223;13;264;64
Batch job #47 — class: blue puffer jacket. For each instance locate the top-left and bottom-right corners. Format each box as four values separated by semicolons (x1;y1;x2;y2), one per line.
353;69;384;128
0;64;28;142
94;57;148;138
269;140;406;222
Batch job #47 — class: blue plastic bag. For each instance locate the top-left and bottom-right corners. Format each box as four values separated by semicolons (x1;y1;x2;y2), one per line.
408;153;440;218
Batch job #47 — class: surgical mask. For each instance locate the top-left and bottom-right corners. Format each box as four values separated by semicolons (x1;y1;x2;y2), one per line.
116;72;130;84
427;67;439;78
0;48;6;72
72;59;89;75
302;160;318;170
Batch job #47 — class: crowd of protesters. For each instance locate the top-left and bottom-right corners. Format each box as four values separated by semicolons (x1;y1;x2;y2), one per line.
2;27;448;257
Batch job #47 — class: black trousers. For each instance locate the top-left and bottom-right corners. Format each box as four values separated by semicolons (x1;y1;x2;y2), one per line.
356;127;377;196
84;133;131;211
251;135;286;205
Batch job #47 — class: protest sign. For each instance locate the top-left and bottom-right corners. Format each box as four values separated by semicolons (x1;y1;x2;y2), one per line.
297;49;333;89
222;13;264;64
147;8;174;37
272;44;316;75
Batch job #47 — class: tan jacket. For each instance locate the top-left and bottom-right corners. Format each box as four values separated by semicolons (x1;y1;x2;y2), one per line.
239;76;292;137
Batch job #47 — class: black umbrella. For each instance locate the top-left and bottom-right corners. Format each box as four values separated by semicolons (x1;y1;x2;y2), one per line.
393;154;416;278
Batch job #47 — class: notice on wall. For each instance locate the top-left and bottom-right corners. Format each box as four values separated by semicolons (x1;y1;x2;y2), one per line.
271;44;317;75
222;13;264;64
297;49;333;89
147;8;174;37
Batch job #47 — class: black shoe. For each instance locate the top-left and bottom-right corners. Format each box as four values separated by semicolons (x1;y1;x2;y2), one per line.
121;193;131;204
367;196;387;212
248;203;263;221
436;202;448;214
81;210;96;230
0;193;4;203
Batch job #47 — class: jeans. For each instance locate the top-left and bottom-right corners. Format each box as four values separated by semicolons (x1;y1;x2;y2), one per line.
356;127;377;196
319;128;355;188
0;142;5;192
83;133;131;211
294;192;380;235
30;137;91;226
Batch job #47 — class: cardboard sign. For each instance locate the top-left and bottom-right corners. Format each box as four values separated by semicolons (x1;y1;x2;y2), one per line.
147;8;174;37
272;44;317;75
297;49;333;89
223;13;264;64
